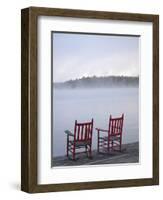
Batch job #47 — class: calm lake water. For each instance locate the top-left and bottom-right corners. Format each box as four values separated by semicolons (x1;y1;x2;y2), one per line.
52;87;139;157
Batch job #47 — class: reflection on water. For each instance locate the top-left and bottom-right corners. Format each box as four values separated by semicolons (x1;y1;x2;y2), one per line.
53;87;139;157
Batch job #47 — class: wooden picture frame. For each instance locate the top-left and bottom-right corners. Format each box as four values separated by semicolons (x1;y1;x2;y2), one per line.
21;7;159;193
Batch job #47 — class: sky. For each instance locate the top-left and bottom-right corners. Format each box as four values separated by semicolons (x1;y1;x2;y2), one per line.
52;32;140;83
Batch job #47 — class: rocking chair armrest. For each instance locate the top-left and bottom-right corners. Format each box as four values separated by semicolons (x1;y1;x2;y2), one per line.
64;130;74;137
95;128;108;133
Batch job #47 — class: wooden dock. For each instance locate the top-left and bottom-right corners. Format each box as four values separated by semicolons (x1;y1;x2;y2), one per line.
52;142;139;167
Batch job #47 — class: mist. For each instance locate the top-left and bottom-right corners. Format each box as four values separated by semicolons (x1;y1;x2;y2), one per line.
54;76;139;89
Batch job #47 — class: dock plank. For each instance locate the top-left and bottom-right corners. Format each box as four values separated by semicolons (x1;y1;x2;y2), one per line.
52;142;139;167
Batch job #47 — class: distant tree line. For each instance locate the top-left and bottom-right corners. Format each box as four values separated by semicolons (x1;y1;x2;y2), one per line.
54;76;139;89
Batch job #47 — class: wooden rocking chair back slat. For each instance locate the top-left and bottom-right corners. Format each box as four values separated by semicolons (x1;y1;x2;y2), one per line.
74;120;93;142
108;114;124;136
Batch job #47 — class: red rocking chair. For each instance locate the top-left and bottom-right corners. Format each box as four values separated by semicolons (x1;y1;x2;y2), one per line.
65;119;94;160
96;114;124;153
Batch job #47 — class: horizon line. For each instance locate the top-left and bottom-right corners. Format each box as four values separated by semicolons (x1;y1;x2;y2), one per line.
53;75;139;83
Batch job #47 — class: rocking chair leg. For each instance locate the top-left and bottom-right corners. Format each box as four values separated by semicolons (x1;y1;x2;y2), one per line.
97;131;100;153
120;138;122;152
108;140;110;152
66;136;69;157
72;145;75;160
112;140;114;151
89;145;92;158
85;145;88;156
67;144;69;157
85;145;89;157
67;149;68;157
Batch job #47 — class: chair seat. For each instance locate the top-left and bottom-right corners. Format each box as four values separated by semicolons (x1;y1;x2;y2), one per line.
69;140;91;147
101;135;121;141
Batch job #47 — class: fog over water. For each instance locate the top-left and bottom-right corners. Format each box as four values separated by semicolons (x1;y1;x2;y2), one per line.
52;87;139;157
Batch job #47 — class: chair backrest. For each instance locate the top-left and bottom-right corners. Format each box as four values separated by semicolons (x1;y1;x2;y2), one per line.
74;119;93;142
108;114;124;136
